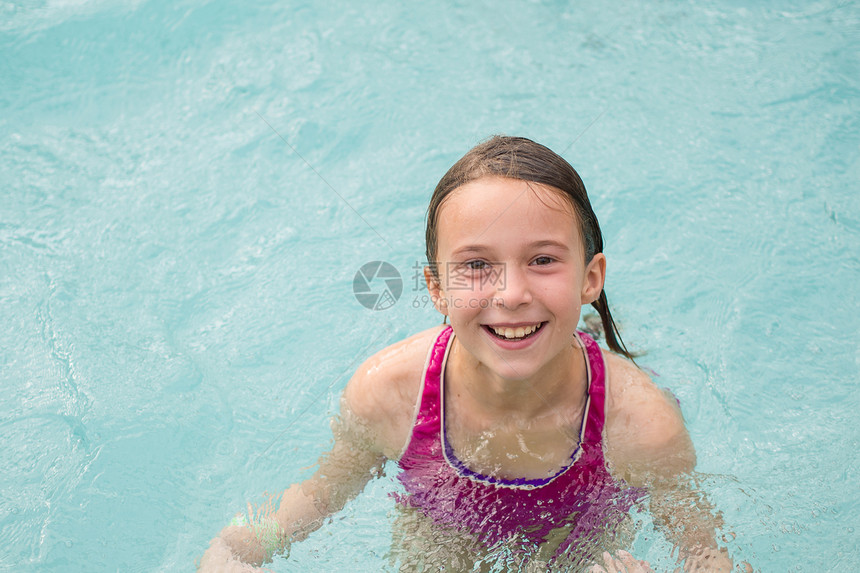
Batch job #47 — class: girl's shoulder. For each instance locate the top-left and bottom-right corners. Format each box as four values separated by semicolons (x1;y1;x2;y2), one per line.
602;350;673;414
341;326;446;459
602;350;696;484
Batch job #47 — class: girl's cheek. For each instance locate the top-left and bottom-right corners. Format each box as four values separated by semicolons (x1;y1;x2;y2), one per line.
470;286;495;304
446;288;490;313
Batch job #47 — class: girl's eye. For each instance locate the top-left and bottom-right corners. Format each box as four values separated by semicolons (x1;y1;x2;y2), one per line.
465;260;489;271
531;256;554;266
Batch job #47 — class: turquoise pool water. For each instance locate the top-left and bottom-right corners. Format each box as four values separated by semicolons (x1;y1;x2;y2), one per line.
2;0;858;570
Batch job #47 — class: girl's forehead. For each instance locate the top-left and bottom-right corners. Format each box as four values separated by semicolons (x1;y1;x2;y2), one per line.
437;176;582;250
440;176;576;223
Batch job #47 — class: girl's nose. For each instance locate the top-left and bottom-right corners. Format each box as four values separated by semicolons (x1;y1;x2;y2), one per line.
498;265;532;309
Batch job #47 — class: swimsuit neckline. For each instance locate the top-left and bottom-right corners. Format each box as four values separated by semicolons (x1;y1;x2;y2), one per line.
439;330;593;489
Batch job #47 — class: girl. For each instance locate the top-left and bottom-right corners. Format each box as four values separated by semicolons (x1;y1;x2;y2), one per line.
199;136;737;572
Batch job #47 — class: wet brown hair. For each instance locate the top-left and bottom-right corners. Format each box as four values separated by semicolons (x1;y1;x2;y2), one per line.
425;135;633;359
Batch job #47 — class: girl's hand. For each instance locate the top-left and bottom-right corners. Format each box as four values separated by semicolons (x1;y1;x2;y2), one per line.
675;546;740;573
198;528;272;573
589;550;654;573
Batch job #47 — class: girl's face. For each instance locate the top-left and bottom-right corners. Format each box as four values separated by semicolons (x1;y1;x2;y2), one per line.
426;176;606;382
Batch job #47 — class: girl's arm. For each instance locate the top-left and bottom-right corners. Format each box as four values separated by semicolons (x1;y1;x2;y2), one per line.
198;328;437;571
198;404;387;571
603;353;736;573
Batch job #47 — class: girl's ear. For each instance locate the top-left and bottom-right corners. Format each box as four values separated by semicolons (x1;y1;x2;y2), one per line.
581;253;606;305
424;265;449;316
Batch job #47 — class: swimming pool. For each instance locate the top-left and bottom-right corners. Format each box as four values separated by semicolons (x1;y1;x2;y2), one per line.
1;0;858;570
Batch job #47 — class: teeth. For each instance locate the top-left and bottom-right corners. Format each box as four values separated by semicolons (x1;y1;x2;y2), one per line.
491;324;540;339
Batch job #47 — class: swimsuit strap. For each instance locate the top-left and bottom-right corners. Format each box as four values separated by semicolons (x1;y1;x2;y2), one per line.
577;330;607;445
426;325;453;392
401;326;453;457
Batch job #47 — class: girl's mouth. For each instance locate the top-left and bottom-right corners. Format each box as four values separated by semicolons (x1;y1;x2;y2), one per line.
483;322;546;341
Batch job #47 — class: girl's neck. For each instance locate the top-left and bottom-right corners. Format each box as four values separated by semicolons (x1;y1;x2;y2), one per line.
447;336;588;425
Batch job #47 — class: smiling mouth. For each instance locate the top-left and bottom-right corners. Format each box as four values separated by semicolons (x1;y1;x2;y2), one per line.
484;322;546;341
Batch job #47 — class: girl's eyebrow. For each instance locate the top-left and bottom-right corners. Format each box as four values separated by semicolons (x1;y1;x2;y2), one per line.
450;245;491;257
450;240;571;257
529;240;570;251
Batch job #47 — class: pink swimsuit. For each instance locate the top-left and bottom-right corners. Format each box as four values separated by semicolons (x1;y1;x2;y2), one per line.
395;326;642;558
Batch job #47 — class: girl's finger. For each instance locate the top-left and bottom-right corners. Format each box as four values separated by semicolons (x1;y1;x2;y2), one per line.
616;550;637;568
602;551;620;573
616;550;653;573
